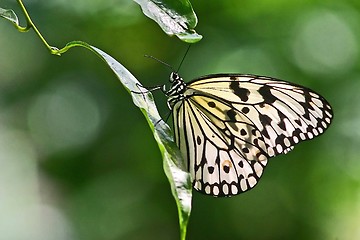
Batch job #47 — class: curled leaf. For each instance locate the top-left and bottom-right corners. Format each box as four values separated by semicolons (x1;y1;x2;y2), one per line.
0;8;19;26
134;0;202;43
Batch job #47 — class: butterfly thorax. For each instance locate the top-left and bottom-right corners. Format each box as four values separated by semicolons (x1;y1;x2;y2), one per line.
166;72;187;109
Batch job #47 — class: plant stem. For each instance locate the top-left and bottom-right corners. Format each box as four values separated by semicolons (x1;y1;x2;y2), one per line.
16;0;61;55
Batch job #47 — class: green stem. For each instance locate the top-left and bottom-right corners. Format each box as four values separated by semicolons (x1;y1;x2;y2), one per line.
16;0;58;54
16;0;80;56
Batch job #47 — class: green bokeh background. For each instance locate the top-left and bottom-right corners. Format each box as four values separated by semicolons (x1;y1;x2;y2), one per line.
0;0;359;239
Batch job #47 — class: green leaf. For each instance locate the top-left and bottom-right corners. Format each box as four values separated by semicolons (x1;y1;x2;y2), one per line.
134;0;202;43
0;7;19;26
71;42;192;240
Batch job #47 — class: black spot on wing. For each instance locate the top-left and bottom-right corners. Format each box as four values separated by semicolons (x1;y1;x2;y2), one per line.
258;85;277;104
240;129;247;136
295;119;302;126
227;109;237;122
230;81;250;102
293;128;302;137
306;125;314;133
275;134;286;145
228;136;236;149
302;109;311;121
208;101;216;108
302;92;315;110
259;114;272;125
278;111;287;131
242;107;250;114
215;155;220;165
298;92;314;121
226;109;239;131
223;165;230;173
261;129;270;139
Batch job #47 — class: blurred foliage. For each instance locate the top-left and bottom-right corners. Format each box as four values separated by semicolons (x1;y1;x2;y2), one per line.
0;0;359;240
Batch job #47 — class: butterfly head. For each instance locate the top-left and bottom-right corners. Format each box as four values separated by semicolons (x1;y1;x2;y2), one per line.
165;72;187;108
170;72;182;83
166;72;186;95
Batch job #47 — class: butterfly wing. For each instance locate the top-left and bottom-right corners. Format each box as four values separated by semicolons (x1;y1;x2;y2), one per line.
172;96;267;196
172;74;333;197
187;74;333;157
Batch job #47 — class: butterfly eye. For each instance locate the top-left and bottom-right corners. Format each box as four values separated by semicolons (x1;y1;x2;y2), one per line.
170;72;179;83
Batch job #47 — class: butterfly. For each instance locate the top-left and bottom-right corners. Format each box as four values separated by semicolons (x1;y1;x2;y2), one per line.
163;72;333;197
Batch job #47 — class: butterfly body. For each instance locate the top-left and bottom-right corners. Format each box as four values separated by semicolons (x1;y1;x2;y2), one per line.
165;72;333;197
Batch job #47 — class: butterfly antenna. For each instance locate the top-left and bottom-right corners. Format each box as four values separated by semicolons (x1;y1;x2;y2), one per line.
144;55;176;72
177;44;191;72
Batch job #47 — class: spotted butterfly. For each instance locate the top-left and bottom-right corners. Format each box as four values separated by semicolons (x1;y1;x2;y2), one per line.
164;72;333;197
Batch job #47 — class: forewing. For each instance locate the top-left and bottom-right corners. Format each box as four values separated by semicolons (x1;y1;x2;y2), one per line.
187;74;333;157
